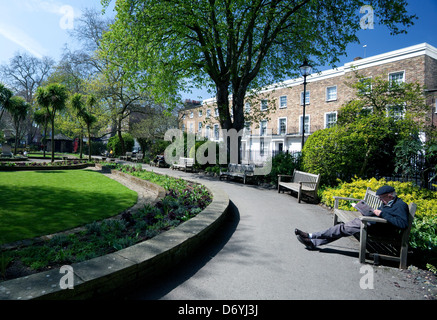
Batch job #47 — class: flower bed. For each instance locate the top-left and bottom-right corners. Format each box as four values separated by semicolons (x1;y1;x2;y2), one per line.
0;160;94;171
0;164;212;282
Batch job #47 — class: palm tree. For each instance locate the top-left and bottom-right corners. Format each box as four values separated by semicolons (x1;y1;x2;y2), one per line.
35;83;69;162
7;96;30;154
71;93;97;161
0;83;13;121
33;109;50;157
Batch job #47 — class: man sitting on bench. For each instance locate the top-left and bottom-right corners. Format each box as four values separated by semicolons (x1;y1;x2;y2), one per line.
294;185;409;250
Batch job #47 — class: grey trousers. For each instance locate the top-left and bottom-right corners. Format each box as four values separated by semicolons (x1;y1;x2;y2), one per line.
310;218;361;247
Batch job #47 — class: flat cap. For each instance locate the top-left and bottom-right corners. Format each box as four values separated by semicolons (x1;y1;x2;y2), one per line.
376;185;395;195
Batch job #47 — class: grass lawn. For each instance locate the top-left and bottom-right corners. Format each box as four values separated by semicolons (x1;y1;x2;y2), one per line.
0;170;138;245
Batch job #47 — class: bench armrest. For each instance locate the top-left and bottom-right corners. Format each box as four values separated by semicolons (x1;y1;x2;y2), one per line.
298;181;317;186
333;196;363;209
359;216;387;224
333;196;362;202
278;174;293;182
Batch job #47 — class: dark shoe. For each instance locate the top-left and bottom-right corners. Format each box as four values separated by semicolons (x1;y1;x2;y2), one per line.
295;228;309;238
296;235;316;250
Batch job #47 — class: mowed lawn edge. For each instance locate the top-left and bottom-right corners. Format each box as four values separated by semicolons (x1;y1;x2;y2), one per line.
0;170;138;245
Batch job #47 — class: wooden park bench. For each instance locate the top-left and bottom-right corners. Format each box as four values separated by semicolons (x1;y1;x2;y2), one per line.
277;170;321;203
133;153;144;163
333;187;417;269
120;152;133;161
219;163;255;184
172;157;194;172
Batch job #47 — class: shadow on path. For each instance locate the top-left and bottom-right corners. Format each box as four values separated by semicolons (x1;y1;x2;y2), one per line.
119;201;241;300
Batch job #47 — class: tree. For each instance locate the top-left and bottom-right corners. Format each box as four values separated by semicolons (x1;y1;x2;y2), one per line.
102;0;416;140
71;93;97;161
0;53;54;103
5;96;30;154
35;84;69;162
33;108;50;157
0;83;13;122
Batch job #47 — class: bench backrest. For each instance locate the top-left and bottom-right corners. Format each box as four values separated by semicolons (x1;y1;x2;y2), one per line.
228;163;255;174
402;203;417;245
126;152;132;157
363;187;383;209
179;157;194;166
293;170;321;188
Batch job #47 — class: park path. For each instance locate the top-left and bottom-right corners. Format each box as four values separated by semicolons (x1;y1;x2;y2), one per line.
121;165;431;300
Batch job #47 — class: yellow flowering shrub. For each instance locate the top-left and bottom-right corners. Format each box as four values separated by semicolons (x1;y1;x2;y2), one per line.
320;177;437;219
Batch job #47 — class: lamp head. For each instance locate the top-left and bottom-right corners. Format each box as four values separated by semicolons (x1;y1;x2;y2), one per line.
299;59;312;77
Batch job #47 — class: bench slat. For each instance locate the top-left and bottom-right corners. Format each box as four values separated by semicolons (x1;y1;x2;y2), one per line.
277;169;321;203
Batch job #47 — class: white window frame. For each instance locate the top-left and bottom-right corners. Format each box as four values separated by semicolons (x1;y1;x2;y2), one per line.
260;120;267;136
279;96;287;109
389;71;405;86
245;102;251;113
214;124;220;140
206;109;211;118
359;77;372;94
198;110;203;117
214;108;219;117
260;100;268;111
189;111;194;119
299;115;310;135
326;86;337;102
300;91;310;105
386;103;406;120
278;117;287;135
244;121;251;136
324;112;337;129
198;122;203;134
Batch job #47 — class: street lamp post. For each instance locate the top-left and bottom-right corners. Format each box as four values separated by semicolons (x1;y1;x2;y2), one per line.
299;59;312;151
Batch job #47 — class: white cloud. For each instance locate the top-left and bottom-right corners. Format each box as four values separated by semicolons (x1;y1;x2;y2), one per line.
0;22;47;59
24;0;64;14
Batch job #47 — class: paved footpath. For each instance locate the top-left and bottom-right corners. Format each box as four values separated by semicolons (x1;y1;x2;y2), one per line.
122;165;432;300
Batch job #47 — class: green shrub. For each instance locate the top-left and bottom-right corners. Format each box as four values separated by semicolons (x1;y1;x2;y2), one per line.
266;152;302;184
107;133;134;156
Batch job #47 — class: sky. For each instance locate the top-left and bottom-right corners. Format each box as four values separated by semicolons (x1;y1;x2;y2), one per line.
0;0;437;101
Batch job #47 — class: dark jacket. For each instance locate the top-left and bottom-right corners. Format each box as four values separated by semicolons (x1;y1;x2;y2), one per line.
378;196;409;230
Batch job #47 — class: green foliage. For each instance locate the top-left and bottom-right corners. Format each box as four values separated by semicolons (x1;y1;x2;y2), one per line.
102;0;416;132
35;83;69;162
303;74;429;186
394;135;424;178
267;152;302;184
107;133;134;156
303;126;365;185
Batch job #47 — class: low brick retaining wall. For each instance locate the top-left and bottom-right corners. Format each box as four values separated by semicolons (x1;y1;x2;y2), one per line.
0;170;229;300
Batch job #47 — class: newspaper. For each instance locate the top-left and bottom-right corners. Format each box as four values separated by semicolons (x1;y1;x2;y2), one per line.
351;200;375;216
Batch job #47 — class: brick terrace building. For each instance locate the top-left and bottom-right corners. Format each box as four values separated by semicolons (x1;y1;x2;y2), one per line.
179;43;437;163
